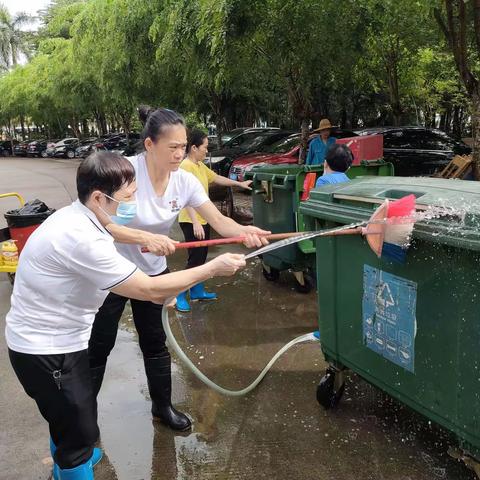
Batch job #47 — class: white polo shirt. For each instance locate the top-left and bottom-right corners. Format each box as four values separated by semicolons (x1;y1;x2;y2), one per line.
5;200;137;355
115;153;209;275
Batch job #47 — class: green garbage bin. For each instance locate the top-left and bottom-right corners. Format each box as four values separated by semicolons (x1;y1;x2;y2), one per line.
247;161;394;293
299;176;480;465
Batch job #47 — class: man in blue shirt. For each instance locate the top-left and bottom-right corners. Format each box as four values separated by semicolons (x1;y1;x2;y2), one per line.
316;144;353;187
306;118;337;165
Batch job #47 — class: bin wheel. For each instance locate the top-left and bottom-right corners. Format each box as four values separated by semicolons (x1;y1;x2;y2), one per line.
262;265;280;282
7;273;15;285
293;271;313;294
448;447;480;478
316;367;345;410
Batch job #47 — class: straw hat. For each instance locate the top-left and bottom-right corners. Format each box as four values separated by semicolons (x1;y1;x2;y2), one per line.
314;118;336;132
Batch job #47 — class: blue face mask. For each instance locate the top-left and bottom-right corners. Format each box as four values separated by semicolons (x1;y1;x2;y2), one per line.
101;194;137;225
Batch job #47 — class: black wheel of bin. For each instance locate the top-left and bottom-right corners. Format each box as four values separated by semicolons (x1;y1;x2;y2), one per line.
316;367;345;410
294;272;314;294
262;266;280;282
7;273;15;285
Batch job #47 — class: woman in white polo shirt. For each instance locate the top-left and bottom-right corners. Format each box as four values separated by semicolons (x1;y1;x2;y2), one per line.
88;106;268;432
6;151;245;480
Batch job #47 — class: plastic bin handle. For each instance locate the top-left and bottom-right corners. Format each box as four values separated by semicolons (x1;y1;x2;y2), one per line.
272;182;292;190
271;176;293;190
0;192;25;207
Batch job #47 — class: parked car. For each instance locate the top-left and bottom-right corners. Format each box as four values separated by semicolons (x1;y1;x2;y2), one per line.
103;133;140;150
14;141;30;156
109;137;143;157
229;129;357;181
208;130;295;177
208;127;280;151
355;127;471;176
44;139;60;157
0;139;18;156
75;138;106;158
27;140;48;157
53;138;80;158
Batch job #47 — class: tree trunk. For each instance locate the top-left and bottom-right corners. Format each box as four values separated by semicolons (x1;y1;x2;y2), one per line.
70;118;81;139
20;116;25;140
471;94;480;179
340;106;347;129
440;112;447;131
445;107;452;133
385;45;402;126
211;93;224;149
298;118;310;164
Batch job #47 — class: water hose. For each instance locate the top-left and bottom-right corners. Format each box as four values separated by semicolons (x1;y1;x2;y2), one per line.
162;306;320;397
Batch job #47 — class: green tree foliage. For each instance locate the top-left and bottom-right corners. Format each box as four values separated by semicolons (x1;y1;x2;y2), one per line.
0;5;34;68
0;0;474;148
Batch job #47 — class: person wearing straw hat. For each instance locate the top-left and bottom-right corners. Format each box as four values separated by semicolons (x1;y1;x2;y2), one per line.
305;118;337;166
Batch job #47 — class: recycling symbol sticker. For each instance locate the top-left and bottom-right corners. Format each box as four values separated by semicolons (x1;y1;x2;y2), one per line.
362;265;417;373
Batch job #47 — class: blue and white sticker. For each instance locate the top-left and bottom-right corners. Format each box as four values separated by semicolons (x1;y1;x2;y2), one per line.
362;265;417;373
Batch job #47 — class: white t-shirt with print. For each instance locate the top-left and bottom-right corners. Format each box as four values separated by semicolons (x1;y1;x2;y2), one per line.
5;201;138;355
115;153;209;275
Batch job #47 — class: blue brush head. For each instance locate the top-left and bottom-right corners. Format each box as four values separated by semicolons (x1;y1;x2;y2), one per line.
381;242;407;264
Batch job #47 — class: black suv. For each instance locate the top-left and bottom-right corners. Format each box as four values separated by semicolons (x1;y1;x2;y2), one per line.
356;127;471;176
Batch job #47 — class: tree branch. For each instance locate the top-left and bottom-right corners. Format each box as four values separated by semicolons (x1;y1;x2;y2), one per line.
459;0;468;70
434;7;451;43
473;0;480;53
436;1;478;96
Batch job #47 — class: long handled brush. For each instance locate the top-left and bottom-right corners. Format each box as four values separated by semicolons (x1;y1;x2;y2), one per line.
244;195;415;263
141;195;417;263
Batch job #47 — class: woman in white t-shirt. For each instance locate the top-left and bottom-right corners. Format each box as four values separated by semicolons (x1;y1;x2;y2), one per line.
88;106;269;431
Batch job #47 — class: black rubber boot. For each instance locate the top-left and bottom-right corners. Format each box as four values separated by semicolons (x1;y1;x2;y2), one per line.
90;365;106;399
144;356;192;431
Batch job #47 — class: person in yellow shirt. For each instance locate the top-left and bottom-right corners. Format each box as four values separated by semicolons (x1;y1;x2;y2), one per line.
176;129;252;312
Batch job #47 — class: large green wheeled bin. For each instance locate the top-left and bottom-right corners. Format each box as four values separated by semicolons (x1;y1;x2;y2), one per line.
247;161;394;293
299;176;480;469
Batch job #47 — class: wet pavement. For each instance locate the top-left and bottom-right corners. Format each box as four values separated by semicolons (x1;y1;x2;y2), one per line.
0;157;476;480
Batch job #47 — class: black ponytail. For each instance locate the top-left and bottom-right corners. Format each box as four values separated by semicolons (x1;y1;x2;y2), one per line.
137;105;185;142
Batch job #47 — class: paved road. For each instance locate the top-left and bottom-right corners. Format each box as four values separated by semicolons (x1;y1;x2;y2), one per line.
0;157;474;480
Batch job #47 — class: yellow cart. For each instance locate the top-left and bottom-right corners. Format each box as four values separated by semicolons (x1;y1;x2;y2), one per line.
0;192;25;284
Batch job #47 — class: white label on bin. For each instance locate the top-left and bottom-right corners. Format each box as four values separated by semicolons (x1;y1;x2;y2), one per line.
362;265;417;373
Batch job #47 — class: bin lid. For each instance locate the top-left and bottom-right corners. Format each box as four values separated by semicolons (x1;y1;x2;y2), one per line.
246;163;324;182
298;176;480;251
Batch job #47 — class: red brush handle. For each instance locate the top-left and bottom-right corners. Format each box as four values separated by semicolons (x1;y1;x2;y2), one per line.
140;232;301;253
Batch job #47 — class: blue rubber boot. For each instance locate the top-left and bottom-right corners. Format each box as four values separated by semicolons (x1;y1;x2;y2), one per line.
56;459;94;480
175;291;190;312
51;439;102;480
190;283;217;301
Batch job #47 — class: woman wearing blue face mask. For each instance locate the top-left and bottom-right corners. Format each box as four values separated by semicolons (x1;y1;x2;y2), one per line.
6;151;246;479
88;106;270;432
99;194;137;225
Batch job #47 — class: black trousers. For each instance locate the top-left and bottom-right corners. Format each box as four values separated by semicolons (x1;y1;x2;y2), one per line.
179;222;211;269
9;348;98;469
88;270;168;370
